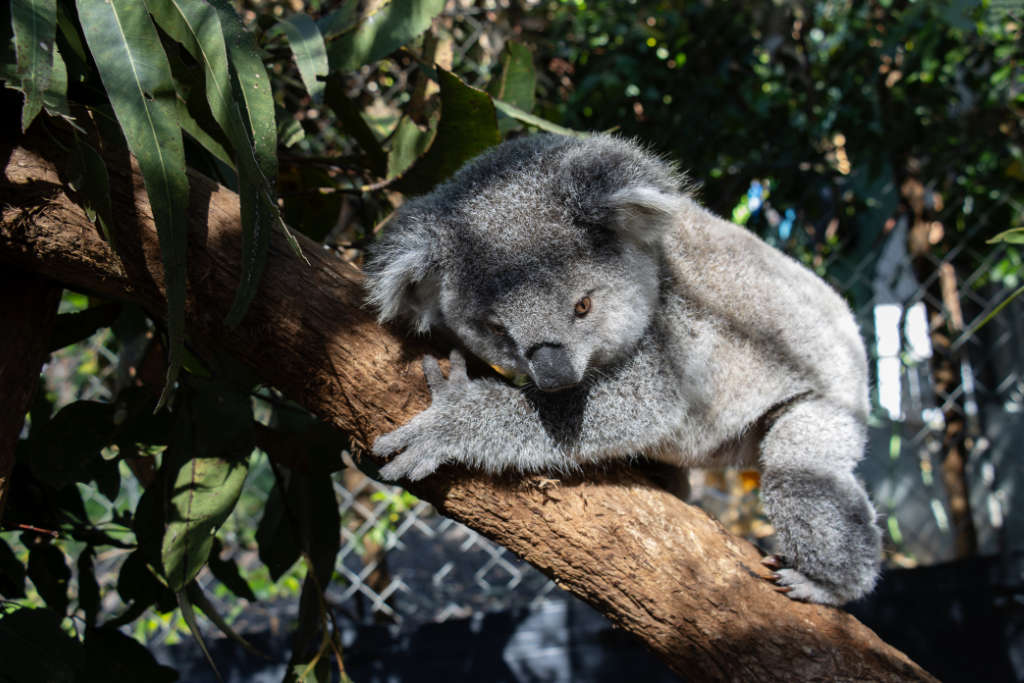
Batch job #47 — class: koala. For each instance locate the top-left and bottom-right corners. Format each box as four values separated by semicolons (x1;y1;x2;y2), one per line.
364;133;882;606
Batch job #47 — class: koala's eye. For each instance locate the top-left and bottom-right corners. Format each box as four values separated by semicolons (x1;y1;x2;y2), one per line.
574;296;592;317
490;323;507;336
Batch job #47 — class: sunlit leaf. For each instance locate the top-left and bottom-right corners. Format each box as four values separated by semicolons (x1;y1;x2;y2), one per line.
392;69;501;196
0;607;85;683
492;99;581;137
386;114;436;179
326;0;445;72
76;0;189;411
987;227;1024;244
486;40;536;116
11;0;57;131
276;13;328;104
160;378;253;592
276;103;305;148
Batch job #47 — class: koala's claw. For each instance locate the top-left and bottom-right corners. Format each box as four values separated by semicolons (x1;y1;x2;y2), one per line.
761;555;784;571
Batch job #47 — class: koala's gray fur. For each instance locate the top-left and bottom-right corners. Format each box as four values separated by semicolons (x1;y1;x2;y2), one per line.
365;133;882;606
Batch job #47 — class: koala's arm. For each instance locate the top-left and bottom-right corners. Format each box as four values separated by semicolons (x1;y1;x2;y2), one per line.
373;345;685;481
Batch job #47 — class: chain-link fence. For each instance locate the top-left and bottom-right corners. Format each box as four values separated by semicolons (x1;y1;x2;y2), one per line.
12;0;1024;655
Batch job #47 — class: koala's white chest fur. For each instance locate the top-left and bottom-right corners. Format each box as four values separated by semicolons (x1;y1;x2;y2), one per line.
366;133;882;606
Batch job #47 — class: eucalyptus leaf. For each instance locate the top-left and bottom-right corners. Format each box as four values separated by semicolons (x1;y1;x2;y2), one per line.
392;69;501;196
324;77;387;176
387;114;437;180
326;0;445;72
11;0;57;131
987;227;1024;244
66;134;116;252
207;538;256;601
254;421;346;474
485;41;535;114
178;589;224;683
0;538;26;599
26;542;70;614
160;377;253;593
492;99;581;138
0;607;85;683
47;300;121;353
76;0;189;412
277;13;328;104
77;546;101;627
30;400;118;490
78;627;180;683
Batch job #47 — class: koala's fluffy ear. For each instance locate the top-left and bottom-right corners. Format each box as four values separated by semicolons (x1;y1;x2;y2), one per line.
604;186;685;246
365;229;442;334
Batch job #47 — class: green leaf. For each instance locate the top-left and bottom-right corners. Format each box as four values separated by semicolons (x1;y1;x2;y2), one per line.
115;549;169;611
47;302;122;353
206;538;256;601
987;227;1024;244
0;607;85;683
284;651;332;683
276;104;305;148
492;99;582;138
145;0;279;329
392;69;502;196
485;40;536;114
76;546;100;627
177;589;224;683
315;0;361;41
77;627;180;683
277;13;328;104
207;0;304;327
323;77;388;176
30;400;118;490
290;472;339;669
55;3;87;65
254;421;347;475
11;0;57;131
160;378;252;593
386;114;437;180
66;134;116;252
0;538;26;599
186;582;271;661
76;0;189;412
254;473;300;582
43;46;79;128
326;0;445;72
26;542;70;614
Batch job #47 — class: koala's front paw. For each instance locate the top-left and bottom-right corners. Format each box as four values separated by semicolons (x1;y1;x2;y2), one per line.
373;351;470;482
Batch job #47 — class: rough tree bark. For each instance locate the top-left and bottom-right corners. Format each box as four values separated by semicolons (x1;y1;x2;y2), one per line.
0;269;62;526
0;129;940;683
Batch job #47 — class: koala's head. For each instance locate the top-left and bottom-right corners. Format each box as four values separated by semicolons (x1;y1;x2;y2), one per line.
365;134;688;392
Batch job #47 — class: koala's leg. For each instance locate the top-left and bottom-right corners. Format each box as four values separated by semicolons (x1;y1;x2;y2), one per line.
758;397;881;606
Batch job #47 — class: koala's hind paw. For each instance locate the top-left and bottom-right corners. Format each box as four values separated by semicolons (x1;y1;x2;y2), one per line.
762;567;846;605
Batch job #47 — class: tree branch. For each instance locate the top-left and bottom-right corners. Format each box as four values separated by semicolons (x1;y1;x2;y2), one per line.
0;129;939;683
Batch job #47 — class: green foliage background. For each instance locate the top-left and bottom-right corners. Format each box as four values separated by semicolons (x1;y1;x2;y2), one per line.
0;0;1022;681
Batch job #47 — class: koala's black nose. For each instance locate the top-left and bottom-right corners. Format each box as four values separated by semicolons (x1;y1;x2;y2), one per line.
527;344;580;392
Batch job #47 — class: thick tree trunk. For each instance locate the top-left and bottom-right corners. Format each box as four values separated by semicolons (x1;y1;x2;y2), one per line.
0;269;62;526
0;130;939;683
